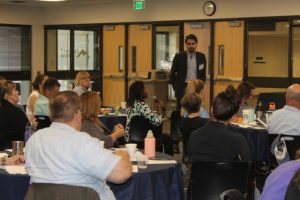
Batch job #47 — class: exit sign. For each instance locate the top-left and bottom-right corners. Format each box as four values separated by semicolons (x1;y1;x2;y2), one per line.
134;1;145;10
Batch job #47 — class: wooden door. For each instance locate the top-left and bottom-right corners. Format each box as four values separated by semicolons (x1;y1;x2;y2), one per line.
102;25;125;107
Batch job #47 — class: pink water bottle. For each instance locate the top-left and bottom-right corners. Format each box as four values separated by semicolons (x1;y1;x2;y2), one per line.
144;130;156;158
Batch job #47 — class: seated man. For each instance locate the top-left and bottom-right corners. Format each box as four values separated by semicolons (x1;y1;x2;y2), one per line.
34;78;60;116
267;84;300;135
25;91;132;200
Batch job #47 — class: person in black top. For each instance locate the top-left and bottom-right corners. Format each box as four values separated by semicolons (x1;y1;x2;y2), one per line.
180;92;208;160
0;80;28;149
187;85;250;162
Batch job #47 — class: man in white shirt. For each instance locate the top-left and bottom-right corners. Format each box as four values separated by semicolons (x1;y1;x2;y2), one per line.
25;91;132;200
267;84;300;136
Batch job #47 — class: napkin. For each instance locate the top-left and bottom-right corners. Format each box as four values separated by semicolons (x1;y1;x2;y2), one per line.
147;160;177;165
0;165;27;174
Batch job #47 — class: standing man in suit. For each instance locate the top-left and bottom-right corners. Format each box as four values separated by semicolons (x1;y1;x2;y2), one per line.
170;34;206;109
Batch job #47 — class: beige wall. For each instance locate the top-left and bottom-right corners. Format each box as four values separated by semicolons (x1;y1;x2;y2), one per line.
0;5;44;77
1;0;300;77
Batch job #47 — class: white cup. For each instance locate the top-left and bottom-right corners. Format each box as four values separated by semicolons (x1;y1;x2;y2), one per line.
125;143;137;160
120;102;127;109
99;140;104;148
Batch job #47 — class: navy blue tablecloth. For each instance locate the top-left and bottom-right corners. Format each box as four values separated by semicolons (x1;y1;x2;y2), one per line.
0;159;184;200
229;125;270;162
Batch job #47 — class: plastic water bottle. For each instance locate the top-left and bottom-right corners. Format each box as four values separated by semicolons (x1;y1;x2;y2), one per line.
144;130;156;158
24;123;35;144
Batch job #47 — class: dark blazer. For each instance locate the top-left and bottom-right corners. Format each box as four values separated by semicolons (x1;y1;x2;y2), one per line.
0;100;28;149
170;51;206;98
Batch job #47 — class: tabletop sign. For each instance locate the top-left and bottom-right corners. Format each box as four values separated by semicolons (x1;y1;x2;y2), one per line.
134;0;145;10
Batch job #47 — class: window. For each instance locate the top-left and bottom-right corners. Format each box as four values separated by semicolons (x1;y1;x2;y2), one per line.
45;26;101;93
0;25;31;105
246;20;290;88
155;25;179;70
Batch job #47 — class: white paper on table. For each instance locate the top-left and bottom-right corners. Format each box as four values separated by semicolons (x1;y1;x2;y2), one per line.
0;165;27;174
0;153;8;157
132;165;138;172
147;160;177;165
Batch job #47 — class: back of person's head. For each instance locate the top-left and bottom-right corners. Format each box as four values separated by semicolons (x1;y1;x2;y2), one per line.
75;71;90;86
284;169;300;200
128;81;144;107
49;91;80;122
42;78;60;92
32;74;47;90
286;84;300;104
237;81;255;100
185;34;198;43
181;92;202;114
80;91;101;122
186;79;205;94
212;85;241;121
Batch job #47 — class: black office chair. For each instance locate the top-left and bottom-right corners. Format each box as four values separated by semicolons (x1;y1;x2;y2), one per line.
35;115;51;130
128;115;164;152
269;134;300;162
187;161;255;200
256;92;286;112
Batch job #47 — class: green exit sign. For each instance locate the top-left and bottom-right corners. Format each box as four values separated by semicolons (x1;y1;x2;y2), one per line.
134;1;145;10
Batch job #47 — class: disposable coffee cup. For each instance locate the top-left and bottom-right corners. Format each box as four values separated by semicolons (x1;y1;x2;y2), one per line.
125;143;137;161
12;141;24;155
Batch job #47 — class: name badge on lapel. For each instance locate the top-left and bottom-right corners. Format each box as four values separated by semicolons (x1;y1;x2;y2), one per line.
198;64;204;70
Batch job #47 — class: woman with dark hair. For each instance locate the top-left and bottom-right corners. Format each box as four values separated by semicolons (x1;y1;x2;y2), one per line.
236;81;255;116
80;91;124;148
0;80;28;149
125;81;163;142
187;85;250;162
26;74;48;118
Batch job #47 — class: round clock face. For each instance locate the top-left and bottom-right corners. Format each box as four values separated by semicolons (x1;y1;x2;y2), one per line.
203;1;216;16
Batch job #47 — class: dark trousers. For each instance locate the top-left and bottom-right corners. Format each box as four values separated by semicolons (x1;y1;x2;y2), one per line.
175;83;187;110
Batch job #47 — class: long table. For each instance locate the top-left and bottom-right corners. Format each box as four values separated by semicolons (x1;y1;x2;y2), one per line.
0;153;184;200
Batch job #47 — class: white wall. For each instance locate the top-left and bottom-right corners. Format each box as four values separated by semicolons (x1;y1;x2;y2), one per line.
1;0;300;75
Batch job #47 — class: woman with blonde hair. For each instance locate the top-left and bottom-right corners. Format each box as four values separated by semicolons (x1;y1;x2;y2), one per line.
80;91;124;148
182;79;209;118
74;71;91;96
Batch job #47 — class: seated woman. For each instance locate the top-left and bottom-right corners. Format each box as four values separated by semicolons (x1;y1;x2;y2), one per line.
0;80;29;149
183;79;209;118
125;81;163;143
80;91;124;148
236;81;256;117
180;92;208;160
26;74;48;118
73;71;91;96
187;85;250;163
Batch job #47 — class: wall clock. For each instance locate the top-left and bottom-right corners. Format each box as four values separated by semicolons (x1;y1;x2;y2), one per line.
203;1;216;16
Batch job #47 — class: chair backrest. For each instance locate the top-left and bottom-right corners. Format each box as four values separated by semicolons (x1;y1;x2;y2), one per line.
170;110;182;141
180;126;197;158
35;115;51;130
256;92;286;112
188;162;255;200
128;115;162;149
25;183;100;200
